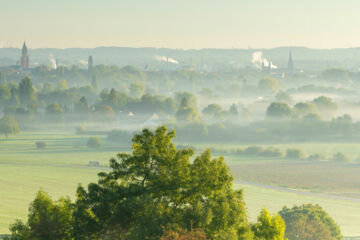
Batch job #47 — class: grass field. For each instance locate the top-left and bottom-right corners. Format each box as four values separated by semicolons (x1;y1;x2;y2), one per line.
1;131;360;237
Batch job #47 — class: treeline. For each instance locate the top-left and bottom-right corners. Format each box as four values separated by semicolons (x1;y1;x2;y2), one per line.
211;145;356;163
0;65;244;96
5;127;342;240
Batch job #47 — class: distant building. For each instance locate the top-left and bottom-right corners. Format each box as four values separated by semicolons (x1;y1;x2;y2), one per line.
88;56;94;71
20;42;29;69
287;50;294;74
261;60;272;74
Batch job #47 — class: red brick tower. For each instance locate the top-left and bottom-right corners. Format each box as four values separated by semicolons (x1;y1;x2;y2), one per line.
20;42;29;69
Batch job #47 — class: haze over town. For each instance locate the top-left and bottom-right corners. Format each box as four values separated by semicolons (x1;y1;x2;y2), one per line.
1;1;360;240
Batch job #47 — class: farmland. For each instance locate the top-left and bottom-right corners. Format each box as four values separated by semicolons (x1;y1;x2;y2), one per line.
0;131;360;237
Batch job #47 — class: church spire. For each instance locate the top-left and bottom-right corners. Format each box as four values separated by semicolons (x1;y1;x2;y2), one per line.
287;50;294;74
20;42;29;69
22;42;28;55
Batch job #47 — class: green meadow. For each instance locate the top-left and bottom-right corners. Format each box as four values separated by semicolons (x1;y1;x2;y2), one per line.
0;131;360;237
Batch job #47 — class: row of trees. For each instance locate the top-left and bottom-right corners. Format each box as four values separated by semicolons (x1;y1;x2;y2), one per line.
6;126;342;240
266;96;338;120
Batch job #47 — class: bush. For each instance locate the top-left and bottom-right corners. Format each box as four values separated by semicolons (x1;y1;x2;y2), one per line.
261;147;283;157
243;146;264;155
279;204;342;240
286;148;304;159
266;102;293;119
307;153;325;161
87;137;103;148
75;125;87;135
330;152;349;163
35;142;47;149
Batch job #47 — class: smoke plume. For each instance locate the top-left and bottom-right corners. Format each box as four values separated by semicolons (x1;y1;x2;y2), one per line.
251;51;277;69
49;54;57;69
155;55;179;64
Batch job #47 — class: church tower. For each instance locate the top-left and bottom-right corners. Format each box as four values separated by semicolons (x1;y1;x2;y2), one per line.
20;42;30;69
88;56;94;71
287;50;294;74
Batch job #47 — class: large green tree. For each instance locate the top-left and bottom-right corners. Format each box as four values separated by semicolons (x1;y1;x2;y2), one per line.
18;76;36;105
176;97;199;121
73;126;249;239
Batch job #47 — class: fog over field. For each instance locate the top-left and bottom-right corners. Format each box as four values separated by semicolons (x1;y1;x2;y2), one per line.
2;1;360;239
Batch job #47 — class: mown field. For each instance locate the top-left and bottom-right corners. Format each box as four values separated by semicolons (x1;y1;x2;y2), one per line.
0;131;360;237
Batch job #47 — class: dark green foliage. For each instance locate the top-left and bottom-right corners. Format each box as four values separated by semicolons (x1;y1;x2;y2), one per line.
202;104;223;117
73;126;249;239
45;102;64;122
87;137;103;148
129;82;145;98
91;74;98;90
241;146;283;158
160;228;207;240
294;102;317;117
9;190;73;240
0;84;10;103
243;146;264;155
35;142;47;149
18;76;36;105
279;204;342;240
74;96;91;121
306;153;325;161
0;115;20;139
229;104;238;116
286;149;304;160
312;96;337;114
176;97;199;121
330;152;350;163
266;103;292;119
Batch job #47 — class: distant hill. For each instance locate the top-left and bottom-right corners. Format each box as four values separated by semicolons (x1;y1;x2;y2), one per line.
2;46;360;71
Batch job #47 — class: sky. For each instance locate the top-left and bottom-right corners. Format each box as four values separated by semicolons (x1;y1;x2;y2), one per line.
1;0;360;49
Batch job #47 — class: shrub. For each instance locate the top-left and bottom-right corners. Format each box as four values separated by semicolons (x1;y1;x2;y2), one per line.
87;137;103;148
266;102;293;119
279;204;342;240
330;152;349;163
243;146;264;155
261;147;283;158
307;153;325;161
286;148;304;159
75;125;87;135
35;142;47;149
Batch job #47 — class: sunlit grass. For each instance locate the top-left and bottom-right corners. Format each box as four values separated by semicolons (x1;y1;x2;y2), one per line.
0;131;359;237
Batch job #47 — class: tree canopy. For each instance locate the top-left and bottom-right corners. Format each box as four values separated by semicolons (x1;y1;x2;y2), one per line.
279;204;342;240
73;126;249;239
0;115;20;139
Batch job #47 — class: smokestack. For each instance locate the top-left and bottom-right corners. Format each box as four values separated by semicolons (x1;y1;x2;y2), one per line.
166;56;169;71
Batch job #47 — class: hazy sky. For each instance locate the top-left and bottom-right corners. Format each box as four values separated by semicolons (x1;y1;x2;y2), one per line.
2;0;360;49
